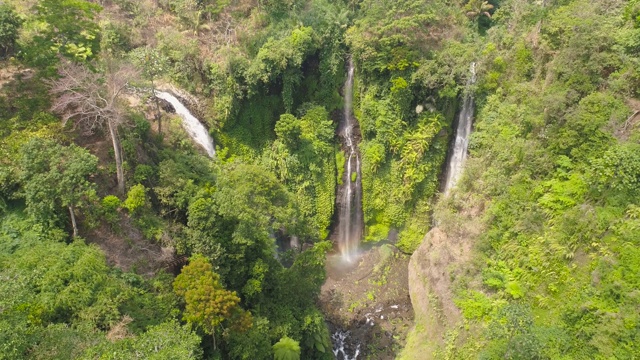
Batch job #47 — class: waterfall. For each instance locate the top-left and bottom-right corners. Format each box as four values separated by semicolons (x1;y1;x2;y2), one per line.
332;330;360;360
154;91;216;157
444;62;476;194
336;58;363;263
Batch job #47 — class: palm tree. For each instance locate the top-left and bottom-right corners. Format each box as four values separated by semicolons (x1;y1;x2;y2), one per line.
273;336;301;360
465;0;495;21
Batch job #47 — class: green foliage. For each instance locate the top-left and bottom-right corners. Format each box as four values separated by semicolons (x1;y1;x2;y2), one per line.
123;184;148;214
129;46;170;82
101;195;121;211
345;0;463;246
18;138;98;232
81;320;203;360
133;164;156;185
216;163;297;233
454;290;493;321
264;106;336;238
275;114;302;148
589;143;640;200
360;105;448;245
430;0;640;358
173;255;250;339
412;40;476;99
464;0;494;22
155;151;215;215
273;336;301;360
346;0;439;74
300;309;331;356
101;195;121;226
100;20;133;55
0;4;22;58
0;215;179;359
246;26;318;90
225;316;273;360
21;0;101;66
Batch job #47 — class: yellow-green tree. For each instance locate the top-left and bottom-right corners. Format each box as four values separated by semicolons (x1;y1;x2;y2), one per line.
273;336;300;360
173;255;251;349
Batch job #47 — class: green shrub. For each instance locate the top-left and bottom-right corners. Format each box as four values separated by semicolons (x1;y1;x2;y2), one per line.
0;4;22;58
123;184;148;214
134;164;156;184
101;195;121;227
101;195;121;213
134;212;164;241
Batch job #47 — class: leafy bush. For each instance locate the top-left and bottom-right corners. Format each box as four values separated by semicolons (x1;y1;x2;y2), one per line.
123;184;148;214
0;4;22;58
101;195;121;225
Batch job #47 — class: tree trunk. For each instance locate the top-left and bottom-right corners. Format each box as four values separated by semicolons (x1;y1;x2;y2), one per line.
212;332;217;350
108;120;125;194
69;205;78;237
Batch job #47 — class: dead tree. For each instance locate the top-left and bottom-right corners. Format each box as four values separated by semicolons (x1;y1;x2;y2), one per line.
49;59;138;195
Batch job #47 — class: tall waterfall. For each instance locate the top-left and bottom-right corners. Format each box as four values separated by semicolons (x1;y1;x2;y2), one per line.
155;91;216;157
444;62;476;194
336;58;363;262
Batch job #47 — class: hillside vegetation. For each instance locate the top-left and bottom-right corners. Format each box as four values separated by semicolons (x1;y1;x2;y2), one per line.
405;0;640;359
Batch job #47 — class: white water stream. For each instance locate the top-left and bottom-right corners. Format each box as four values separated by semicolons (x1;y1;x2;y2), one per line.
337;58;363;263
332;330;361;360
155;91;216;157
444;62;476;194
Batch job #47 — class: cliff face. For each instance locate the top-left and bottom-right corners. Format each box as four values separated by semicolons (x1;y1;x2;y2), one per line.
400;197;484;359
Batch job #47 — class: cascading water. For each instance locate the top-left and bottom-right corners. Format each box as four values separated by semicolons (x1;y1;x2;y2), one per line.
154;91;216;157
444;62;476;194
336;58;363;263
332;330;360;360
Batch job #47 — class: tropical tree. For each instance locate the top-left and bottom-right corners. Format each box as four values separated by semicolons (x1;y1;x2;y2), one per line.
273;336;301;360
129;46;169;133
48;59;138;194
19;138;98;237
173;255;251;349
464;0;494;21
22;0;101;66
0;4;22;58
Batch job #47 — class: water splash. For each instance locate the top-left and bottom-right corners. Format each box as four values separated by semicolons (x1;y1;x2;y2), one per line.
444;62;476;194
332;330;361;360
155;91;216;157
336;58;363;262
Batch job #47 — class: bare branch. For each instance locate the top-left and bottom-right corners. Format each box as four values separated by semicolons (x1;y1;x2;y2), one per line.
47;59;140;194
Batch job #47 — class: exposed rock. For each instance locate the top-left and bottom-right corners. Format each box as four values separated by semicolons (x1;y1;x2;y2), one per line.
155;84;207;121
401;224;475;359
